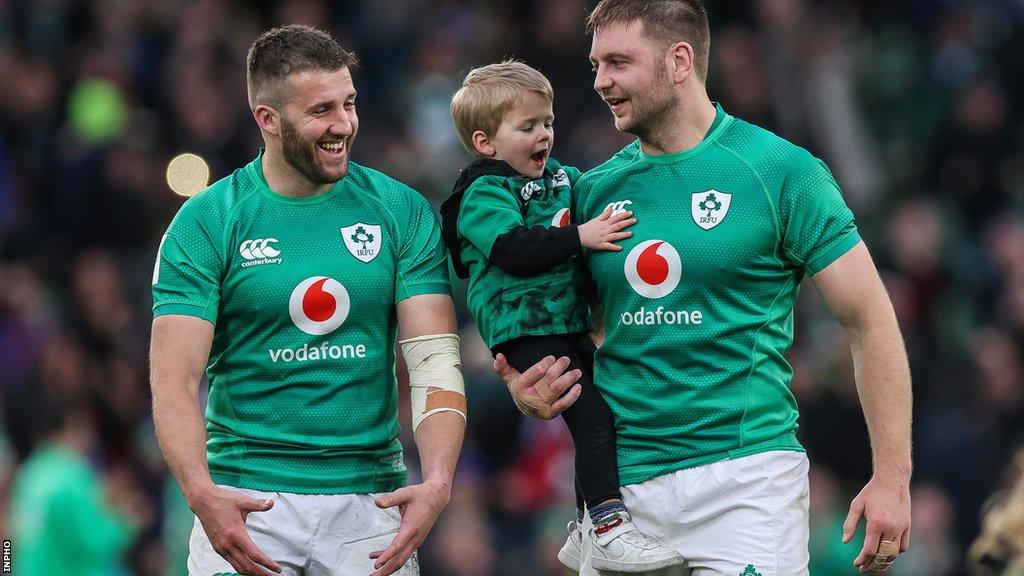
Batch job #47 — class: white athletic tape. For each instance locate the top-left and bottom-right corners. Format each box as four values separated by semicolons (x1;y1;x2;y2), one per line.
400;333;466;431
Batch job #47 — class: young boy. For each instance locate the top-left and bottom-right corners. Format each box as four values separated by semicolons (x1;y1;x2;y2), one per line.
440;61;685;573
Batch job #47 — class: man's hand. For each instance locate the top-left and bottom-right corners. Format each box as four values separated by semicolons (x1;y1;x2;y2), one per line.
493;354;582;419
370;479;451;575
843;474;912;572
578;207;636;251
190;485;282;576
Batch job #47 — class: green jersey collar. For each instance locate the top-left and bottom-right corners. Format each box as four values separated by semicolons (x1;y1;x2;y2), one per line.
639;102;732;164
246;148;346;204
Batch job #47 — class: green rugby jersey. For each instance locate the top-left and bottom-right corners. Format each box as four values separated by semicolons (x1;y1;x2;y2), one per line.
455;158;591;348
152;151;451;494
577;104;860;485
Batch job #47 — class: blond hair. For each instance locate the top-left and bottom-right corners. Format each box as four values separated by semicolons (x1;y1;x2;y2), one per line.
451;60;554;157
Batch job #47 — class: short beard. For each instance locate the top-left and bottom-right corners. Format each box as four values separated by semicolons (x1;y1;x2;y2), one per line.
280;116;349;184
622;65;678;142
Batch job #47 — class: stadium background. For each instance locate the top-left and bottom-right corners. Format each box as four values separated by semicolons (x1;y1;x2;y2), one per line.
1;0;1022;574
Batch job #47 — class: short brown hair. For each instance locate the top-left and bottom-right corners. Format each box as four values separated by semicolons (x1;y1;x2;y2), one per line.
586;0;710;82
450;60;554;157
246;25;358;110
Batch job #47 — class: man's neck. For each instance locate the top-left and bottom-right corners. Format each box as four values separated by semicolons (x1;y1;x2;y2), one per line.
639;95;717;156
262;149;334;198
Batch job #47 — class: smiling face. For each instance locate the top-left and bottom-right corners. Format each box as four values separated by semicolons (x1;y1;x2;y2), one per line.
481;91;554;179
590;20;678;139
277;67;359;184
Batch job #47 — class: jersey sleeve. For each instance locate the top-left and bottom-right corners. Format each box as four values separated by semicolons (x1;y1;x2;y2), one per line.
489;224;581;277
457;177;525;258
779;154;861;275
395;190;452;302
151;197;223;323
562;165;583;187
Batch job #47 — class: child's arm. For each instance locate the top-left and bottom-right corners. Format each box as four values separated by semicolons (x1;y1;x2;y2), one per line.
489;207;634;277
488;223;581;277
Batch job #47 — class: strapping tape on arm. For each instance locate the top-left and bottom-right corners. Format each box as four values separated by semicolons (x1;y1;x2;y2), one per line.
399;333;466;431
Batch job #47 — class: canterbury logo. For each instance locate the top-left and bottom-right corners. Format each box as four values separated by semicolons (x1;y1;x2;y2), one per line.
239;238;280;259
605;199;633;215
520;181;542;202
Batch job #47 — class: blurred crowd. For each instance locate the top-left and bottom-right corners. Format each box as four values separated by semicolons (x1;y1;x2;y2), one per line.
1;0;1022;574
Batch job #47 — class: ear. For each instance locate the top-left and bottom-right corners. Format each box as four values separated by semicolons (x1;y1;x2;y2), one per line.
471;130;496;157
668;41;696;84
253;104;282;136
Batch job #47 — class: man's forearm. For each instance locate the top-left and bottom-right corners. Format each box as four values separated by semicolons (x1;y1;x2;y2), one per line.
150;316;217;506
848;316;913;480
152;381;215;505
395;295;464;489
413;411;465;490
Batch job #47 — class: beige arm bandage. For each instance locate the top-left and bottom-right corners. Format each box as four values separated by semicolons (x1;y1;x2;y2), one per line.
399;333;466;431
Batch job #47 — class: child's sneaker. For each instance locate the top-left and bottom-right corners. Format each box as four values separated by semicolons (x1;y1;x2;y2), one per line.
590;511;685;572
557;521;583;572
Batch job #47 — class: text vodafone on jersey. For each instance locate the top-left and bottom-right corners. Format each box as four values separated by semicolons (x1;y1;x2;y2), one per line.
268;341;367;363
619;306;703;326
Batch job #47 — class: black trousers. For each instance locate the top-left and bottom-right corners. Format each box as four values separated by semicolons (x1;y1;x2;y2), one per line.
493;332;621;509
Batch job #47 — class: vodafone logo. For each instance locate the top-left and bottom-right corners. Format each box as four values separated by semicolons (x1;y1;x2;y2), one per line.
288;277;350;335
552;208;571;228
272;278;365;362
624;240;682;298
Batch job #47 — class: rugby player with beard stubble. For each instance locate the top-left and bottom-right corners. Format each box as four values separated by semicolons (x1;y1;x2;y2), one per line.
151;25;465;576
495;1;912;574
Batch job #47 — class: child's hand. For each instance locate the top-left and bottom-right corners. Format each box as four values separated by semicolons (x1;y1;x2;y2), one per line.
578;207;636;251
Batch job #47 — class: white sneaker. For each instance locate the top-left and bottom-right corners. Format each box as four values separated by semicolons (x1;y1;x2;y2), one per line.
557;521;583;573
590;511;685;572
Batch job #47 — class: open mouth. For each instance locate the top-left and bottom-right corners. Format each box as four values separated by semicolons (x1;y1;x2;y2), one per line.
605;97;629;112
530;150;547;164
317;140;346;157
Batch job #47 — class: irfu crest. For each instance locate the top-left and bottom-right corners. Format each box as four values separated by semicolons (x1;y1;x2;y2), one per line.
351;227;373;249
340;222;382;263
691;190;732;230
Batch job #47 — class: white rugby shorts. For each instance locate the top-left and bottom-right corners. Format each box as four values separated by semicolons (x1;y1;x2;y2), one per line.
578;450;810;576
187;486;418;576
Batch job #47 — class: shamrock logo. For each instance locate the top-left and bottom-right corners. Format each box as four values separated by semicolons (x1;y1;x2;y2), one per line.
699;192;722;218
739;565;762;576
350;226;374;249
